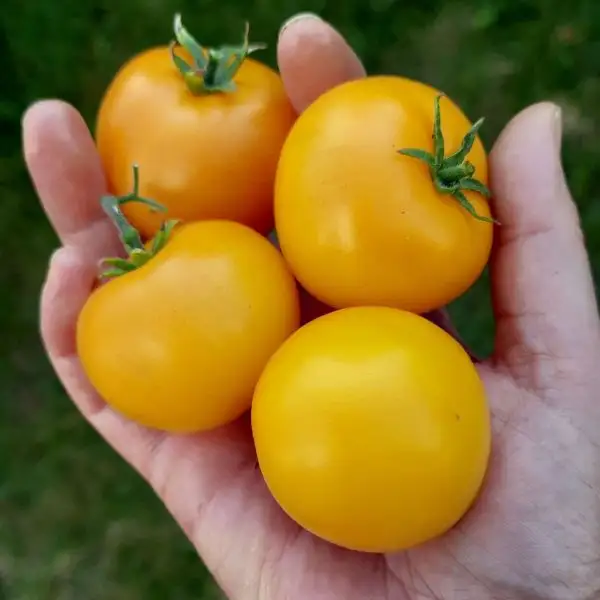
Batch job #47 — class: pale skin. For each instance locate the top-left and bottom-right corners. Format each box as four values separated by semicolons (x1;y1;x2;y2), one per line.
23;13;600;600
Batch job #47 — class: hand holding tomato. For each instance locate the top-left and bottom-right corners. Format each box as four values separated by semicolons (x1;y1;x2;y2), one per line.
24;13;600;600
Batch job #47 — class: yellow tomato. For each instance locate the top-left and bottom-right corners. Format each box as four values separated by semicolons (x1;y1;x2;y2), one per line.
252;306;491;552
77;219;300;433
96;16;296;239
274;76;495;314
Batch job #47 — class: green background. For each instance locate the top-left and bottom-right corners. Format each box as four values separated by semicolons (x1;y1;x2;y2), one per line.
2;0;599;597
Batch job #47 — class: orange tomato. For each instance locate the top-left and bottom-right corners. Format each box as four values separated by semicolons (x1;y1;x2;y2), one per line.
252;306;491;552
77;218;300;433
96;16;296;239
274;76;495;314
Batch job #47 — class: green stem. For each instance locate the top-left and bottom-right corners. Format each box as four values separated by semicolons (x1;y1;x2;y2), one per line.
169;14;266;95
101;196;144;252
397;95;499;224
132;161;140;195
99;164;179;280
437;162;475;182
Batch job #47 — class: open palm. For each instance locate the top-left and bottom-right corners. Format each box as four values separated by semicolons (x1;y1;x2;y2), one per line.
24;14;600;600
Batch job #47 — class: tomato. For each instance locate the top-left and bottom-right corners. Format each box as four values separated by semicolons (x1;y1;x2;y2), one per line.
274;76;495;314
96;15;296;240
77;191;300;433
251;306;491;552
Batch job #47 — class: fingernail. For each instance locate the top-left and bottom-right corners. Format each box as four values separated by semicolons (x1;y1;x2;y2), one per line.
279;12;322;37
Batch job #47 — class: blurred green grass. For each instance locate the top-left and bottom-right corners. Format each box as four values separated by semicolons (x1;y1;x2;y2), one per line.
1;0;599;597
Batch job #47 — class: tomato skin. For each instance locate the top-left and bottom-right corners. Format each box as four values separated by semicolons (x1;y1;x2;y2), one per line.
274;76;494;314
96;47;296;239
251;306;491;552
77;220;300;433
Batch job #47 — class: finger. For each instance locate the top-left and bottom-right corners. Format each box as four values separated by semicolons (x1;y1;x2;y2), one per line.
277;13;366;113
40;245;115;415
22;100;119;260
40;248;90;354
489;102;599;369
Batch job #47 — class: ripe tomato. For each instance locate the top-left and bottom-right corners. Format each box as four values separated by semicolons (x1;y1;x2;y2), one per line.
251;306;491;552
274;76;495;314
96;15;296;240
77;204;300;433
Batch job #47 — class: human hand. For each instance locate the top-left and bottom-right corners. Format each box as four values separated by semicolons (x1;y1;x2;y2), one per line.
24;13;600;600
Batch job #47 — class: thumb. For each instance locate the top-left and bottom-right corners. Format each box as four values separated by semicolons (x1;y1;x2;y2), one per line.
489;102;599;374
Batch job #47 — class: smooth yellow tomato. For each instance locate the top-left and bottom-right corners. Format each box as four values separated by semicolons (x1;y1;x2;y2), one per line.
96;16;296;239
252;306;491;552
274;76;495;314
77;219;300;433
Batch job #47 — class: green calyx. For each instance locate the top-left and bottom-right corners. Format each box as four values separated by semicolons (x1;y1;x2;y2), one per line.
100;164;179;280
398;94;498;224
169;13;266;94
